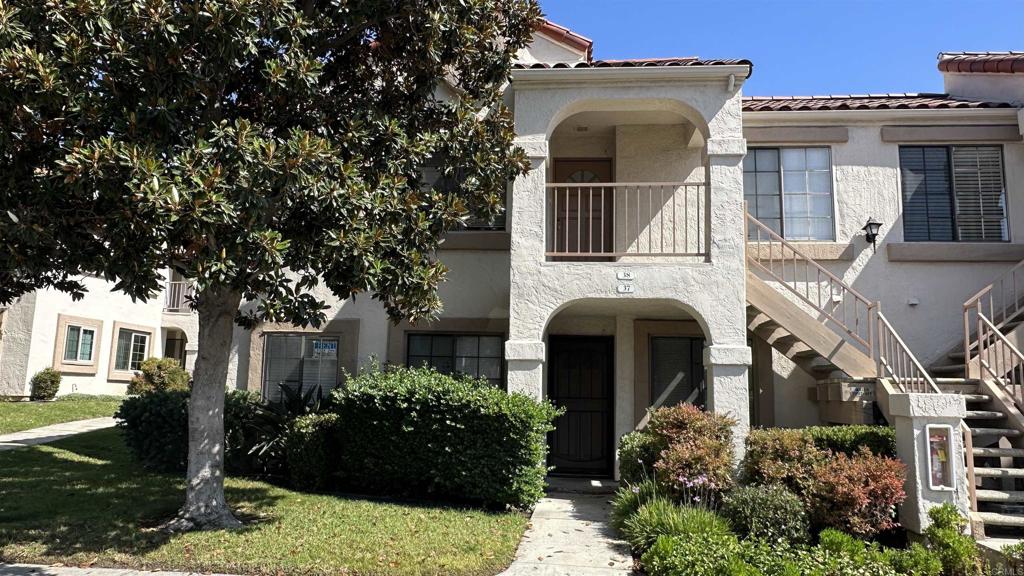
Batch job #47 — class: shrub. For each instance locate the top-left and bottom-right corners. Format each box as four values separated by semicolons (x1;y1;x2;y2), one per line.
285;413;341;490
721;484;809;544
806;447;906;538
126;357;190;395
622;498;732;554
924;503;982;576
618;430;664;485
117;390;265;473
29;368;61;400
1004;541;1024;569
641;533;748;576
741;428;825;495
805;425;897;457
610;479;659;532
882;543;943;576
648;404;735;502
329;366;561;508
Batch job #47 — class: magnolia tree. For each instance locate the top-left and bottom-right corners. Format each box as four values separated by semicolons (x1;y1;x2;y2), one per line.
0;0;539;530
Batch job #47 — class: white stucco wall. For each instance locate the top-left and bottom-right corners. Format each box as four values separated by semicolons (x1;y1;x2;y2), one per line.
0;293;37;396
25;278;165;395
944;72;1024;105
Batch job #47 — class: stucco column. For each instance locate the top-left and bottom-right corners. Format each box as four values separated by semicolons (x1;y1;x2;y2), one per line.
704;344;752;462
505;139;549;400
888;391;970;535
614;314;636;479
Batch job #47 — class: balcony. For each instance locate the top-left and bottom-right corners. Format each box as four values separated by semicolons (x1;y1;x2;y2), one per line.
164;281;193;312
545;182;708;261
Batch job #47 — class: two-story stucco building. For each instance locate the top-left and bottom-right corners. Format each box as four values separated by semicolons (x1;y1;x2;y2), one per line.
3;21;1024;536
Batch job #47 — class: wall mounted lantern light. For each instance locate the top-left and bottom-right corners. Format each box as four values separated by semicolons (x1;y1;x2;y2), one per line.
862;218;882;252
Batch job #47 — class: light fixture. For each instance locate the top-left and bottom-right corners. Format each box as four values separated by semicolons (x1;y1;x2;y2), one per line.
862;217;882;251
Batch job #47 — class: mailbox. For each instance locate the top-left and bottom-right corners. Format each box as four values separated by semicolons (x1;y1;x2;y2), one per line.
926;424;955;491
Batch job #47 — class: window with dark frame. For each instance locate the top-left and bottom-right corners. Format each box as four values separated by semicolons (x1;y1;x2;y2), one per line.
407;333;504;387
744;147;836;241
899;145;1007;242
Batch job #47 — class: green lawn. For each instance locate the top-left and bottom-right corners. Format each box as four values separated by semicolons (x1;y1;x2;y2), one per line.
0;395;123;434
0;428;528;576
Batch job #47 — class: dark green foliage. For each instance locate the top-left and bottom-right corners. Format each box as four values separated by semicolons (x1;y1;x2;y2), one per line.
805;425;897;457
882;543;943;576
923;503;982;576
247;382;325;475
29;368;60;400
622;498;733;554
126;358;190;395
328;366;561;508
618;430;664;485
610;480;659;532
641;533;748;576
285;413;341;491
116;390;264;473
721;485;809;544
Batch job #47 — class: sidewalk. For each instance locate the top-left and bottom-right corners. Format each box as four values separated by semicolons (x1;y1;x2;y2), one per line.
498;489;635;575
0;418;117;451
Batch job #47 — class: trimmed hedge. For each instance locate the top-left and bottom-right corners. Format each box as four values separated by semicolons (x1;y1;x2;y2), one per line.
29;368;61;400
805;425;896;457
284;413;340;490
327;366;561;508
126;357;190;395
116;390;264;473
721;485;809;544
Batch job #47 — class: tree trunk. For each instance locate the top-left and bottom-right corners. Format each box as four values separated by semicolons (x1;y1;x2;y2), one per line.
165;286;244;532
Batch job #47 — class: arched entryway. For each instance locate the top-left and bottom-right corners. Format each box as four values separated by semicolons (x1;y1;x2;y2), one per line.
542;298;710;478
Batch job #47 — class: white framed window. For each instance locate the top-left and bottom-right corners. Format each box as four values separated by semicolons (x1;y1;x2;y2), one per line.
63;325;97;363
744;147;836;241
115;329;150;371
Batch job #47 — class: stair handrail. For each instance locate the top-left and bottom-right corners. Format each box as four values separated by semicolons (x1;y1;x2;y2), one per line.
975;313;1024;410
960;421;978;514
876;309;941;394
962;257;1024;377
745;212;877;352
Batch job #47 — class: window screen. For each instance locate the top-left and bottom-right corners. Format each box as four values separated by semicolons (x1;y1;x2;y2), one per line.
650;337;705;410
407;333;503;386
900;145;1006;242
262;334;339;402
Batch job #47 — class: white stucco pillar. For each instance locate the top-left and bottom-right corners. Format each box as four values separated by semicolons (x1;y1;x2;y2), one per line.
614;314;636;479
704;344;752;462
889;391;969;535
505;139;549;401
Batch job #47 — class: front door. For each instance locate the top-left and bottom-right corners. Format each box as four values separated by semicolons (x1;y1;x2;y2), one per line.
547;336;614;477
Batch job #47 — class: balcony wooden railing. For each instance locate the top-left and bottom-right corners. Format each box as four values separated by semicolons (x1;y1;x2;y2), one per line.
746;211;938;394
164;281;193;312
545;182;708;259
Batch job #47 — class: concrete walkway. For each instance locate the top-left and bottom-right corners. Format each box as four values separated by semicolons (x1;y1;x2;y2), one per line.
499;490;635;575
0;417;117;451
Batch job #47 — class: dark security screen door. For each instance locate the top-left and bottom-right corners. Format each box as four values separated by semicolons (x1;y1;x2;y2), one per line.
547;336;614;477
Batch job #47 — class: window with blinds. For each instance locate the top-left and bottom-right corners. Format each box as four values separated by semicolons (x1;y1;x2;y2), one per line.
900;145;1006;242
262;334;339;402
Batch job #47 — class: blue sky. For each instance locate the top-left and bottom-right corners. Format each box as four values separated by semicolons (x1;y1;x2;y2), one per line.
540;0;1024;96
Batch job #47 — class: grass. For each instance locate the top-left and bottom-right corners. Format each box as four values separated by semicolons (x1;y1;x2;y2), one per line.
0;428;528;576
0;394;123;434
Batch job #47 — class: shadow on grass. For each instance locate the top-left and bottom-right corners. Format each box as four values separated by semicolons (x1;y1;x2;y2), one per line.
0;427;282;560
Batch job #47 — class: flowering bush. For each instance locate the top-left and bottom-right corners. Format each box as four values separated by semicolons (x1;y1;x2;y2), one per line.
806;447;907;538
648;404;735;504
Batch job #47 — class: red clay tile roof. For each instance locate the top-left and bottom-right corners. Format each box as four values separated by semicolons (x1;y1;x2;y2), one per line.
742;93;1014;112
938;52;1024;74
535;20;593;60
515;57;753;74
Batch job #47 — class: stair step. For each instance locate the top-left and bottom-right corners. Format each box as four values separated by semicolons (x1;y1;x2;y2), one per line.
791;348;819;359
975;467;1024;478
962;394;991;403
970;428;1023;438
966;410;1006;420
748;314;778;331
948;351;966;362
810;362;841;373
978;511;1024;528
974;447;1024;458
976;490;1024;503
931;364;967;376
